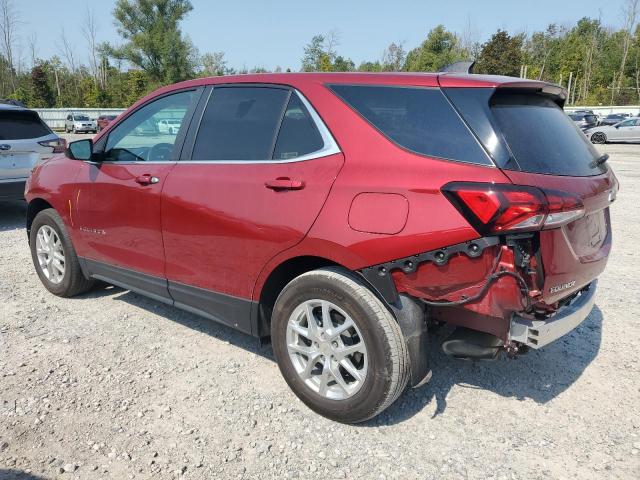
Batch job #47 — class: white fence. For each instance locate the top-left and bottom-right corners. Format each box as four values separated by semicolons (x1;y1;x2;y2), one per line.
33;108;126;130
566;105;640;116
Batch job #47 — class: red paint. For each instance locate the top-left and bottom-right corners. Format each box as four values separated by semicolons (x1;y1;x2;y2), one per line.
73;161;176;277
26;72;615;340
348;193;409;235
161;154;344;298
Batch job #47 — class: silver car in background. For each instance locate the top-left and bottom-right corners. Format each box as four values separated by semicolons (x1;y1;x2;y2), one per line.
64;113;97;134
0;104;66;200
586;117;640;144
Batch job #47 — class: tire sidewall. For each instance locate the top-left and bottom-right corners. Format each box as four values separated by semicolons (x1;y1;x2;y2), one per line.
271;272;397;423
30;210;75;296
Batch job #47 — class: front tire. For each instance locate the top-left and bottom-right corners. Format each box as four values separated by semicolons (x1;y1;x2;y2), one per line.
29;209;94;297
271;267;409;423
591;131;607;144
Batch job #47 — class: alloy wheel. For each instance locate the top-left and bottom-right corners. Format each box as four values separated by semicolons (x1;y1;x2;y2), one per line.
36;225;66;284
591;132;606;144
286;299;368;400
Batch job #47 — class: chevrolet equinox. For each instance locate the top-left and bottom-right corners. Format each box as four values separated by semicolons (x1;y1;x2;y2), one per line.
25;72;617;423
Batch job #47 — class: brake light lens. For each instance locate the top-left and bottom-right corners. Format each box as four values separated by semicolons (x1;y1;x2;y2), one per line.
38;138;67;154
443;182;585;235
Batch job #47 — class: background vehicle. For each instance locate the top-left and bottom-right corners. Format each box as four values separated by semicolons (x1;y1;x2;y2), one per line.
97;114;118;132
599;113;627;126
586;117;640;143
1;104;65;200
157;118;182;134
25;72;616;423
569;112;599;130
65;113;97;134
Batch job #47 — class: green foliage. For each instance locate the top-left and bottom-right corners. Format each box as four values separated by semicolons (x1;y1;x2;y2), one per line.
404;25;466;72
109;0;197;84
301;34;355;72
475;30;524;76
30;65;55;108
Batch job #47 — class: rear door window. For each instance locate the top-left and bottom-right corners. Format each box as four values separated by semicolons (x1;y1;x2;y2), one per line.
192;87;290;160
0;110;52;140
490;93;605;176
272;94;324;160
328;84;491;165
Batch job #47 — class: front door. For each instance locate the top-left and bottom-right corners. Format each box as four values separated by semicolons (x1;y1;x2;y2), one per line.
75;89;200;296
161;86;343;333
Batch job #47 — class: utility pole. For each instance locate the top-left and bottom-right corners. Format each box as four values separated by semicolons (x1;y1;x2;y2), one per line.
567;72;573;106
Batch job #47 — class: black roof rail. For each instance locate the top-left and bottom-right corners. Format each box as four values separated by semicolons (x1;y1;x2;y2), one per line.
438;61;475;74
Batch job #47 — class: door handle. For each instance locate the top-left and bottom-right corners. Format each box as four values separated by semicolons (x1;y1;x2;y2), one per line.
135;174;160;185
265;177;305;191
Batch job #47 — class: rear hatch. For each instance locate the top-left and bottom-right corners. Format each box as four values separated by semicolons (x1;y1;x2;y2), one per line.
443;81;617;305
0;108;57;180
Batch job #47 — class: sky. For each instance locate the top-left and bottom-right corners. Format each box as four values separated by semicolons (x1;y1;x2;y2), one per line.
16;0;627;71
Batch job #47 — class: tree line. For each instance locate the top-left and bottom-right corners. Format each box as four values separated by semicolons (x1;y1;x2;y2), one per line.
1;0;640;109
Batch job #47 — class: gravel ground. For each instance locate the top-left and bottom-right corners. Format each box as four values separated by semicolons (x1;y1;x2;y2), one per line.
0;143;639;480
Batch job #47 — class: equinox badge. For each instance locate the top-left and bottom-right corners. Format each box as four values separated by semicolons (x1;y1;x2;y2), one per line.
549;281;576;294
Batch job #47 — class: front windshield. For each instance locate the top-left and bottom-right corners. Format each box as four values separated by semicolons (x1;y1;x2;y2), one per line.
74;115;90;121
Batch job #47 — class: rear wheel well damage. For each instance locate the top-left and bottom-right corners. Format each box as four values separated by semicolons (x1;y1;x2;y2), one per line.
255;255;432;388
26;198;54;236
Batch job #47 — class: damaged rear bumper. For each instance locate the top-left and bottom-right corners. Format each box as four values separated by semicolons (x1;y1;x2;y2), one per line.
509;281;597;349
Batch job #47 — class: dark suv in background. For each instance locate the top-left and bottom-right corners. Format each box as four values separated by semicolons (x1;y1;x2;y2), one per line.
569;112;599;130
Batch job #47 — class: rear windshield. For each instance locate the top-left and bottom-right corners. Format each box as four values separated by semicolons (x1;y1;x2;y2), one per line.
0;110;52;140
490;93;604;176
328;85;492;165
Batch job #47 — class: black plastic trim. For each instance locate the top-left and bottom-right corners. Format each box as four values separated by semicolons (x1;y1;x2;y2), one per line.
359;237;501;304
82;258;172;304
81;258;256;336
169;280;253;335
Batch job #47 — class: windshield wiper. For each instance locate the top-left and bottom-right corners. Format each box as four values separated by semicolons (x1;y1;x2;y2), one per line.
590;153;609;169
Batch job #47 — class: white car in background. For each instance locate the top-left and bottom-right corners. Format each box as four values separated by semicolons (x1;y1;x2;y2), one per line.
157;119;182;135
64;113;97;134
586;117;640;144
1;103;66;200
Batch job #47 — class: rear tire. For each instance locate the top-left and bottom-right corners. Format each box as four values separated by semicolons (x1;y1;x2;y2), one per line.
29;208;94;297
271;267;409;423
591;132;607;144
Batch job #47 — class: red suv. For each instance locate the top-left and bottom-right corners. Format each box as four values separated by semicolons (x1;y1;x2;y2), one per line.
25;73;617;423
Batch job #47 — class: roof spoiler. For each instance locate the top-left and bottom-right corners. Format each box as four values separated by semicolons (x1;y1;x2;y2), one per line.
438;61;475;74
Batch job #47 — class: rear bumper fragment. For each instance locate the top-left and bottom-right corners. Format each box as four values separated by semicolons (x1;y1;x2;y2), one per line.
510;280;597;349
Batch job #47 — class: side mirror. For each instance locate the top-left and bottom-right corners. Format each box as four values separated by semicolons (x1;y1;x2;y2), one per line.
66;139;94;161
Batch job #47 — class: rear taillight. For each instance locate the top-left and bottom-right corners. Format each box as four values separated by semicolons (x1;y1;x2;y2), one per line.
443;182;585;235
38;138;67;154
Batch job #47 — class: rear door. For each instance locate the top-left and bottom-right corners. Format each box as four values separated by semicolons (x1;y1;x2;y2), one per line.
161;85;343;333
445;87;617;304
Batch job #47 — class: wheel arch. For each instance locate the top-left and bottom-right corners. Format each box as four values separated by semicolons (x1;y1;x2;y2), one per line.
26;198;54;237
255;255;342;337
